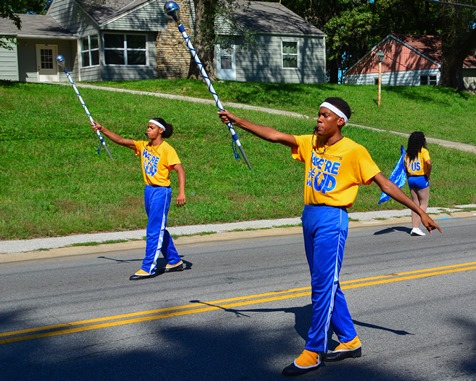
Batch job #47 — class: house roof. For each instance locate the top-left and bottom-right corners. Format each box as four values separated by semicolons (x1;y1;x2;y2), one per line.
76;0;152;25
1;1;327;40
465;55;476;68
232;1;324;36
391;34;476;68
345;33;476;75
76;0;323;35
391;34;442;63
0;14;76;39
393;34;476;68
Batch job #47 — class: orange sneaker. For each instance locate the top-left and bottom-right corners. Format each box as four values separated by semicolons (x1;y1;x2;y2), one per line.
323;336;362;362
162;260;184;273
129;269;156;281
282;350;320;376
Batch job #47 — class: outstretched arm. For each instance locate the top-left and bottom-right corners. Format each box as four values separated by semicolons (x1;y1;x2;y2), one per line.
218;110;298;148
373;173;442;233
91;121;136;150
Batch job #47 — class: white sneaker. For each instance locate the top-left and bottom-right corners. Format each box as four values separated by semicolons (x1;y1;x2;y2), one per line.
411;228;426;236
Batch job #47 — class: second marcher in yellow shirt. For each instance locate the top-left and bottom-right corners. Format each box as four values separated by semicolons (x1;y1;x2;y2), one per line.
405;147;430;176
134;140;181;187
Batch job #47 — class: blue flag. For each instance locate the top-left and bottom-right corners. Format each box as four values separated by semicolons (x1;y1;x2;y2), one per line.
378;146;407;205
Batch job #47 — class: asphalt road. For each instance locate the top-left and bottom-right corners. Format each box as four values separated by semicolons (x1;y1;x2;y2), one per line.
0;216;475;381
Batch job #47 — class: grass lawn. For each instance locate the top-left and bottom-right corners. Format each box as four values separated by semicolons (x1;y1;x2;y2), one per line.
0;80;474;240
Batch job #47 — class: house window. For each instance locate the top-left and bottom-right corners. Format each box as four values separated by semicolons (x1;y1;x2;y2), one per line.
282;41;298;68
104;34;147;65
220;48;233;70
40;48;54;69
81;35;99;67
420;75;437;86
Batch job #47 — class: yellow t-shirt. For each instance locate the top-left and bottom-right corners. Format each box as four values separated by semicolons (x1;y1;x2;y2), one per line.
133;140;181;186
292;136;381;207
405;147;430;176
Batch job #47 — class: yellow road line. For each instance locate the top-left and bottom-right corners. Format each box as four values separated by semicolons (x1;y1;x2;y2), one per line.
1;261;475;345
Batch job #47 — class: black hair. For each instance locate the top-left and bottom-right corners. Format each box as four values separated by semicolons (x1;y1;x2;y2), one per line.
322;97;352;120
151;117;173;138
406;131;427;161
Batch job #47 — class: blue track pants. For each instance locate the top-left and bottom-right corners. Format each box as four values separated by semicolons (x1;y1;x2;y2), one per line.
141;185;181;274
301;205;357;353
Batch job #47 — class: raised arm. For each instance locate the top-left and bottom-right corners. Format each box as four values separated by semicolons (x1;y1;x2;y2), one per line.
373;173;442;233
91;121;136;150
218;110;298;148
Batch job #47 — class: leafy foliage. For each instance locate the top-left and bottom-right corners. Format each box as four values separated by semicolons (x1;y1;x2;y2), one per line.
0;0;51;49
263;0;476;88
438;0;476;89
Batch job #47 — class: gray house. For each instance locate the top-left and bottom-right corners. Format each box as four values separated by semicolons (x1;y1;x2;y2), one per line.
214;1;327;83
0;0;326;84
0;0;195;82
0;14;77;82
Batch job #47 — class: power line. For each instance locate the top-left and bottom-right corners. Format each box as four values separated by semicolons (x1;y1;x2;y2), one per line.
425;0;476;10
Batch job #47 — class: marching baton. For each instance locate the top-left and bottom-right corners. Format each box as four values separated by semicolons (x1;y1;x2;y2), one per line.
164;1;252;170
56;55;113;160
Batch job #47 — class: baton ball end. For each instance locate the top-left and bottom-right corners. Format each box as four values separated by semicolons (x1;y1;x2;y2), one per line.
164;1;180;20
56;55;65;63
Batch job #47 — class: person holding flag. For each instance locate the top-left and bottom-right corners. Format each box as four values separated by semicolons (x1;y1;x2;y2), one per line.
404;131;432;236
378;145;407;205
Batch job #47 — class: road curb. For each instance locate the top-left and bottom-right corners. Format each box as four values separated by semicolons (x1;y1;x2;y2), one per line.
1;207;474;263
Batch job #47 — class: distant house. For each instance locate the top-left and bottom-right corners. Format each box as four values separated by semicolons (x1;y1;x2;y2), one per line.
344;33;476;90
0;0;195;83
0;0;326;84
0;14;77;82
214;1;327;84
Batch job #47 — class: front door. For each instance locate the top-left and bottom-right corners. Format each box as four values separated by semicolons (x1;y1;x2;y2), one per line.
36;44;59;82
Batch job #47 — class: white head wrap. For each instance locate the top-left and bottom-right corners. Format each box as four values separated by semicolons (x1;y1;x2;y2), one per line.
319;102;349;124
148;119;166;131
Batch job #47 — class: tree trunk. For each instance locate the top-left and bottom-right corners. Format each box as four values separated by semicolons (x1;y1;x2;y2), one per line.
188;0;217;80
438;1;476;91
439;44;465;90
328;58;339;84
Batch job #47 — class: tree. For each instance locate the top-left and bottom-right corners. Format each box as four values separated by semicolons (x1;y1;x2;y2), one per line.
1;0;51;26
372;0;476;90
280;0;475;89
434;0;476;90
0;0;51;49
188;0;247;79
324;3;378;83
277;0;361;83
186;0;215;78
318;0;441;83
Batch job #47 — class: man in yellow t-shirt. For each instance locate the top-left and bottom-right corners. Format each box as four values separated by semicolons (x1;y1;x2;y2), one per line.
218;97;441;377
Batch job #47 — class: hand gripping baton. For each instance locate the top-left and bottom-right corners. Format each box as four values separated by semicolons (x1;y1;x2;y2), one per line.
57;55;113;160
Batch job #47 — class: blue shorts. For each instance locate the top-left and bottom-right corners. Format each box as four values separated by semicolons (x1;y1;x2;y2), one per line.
408;176;429;190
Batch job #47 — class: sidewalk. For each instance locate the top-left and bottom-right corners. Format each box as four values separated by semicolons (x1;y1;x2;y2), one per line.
1;205;474;256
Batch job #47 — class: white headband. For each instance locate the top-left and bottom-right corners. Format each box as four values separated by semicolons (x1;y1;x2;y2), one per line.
319;102;348;124
149;119;166;131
